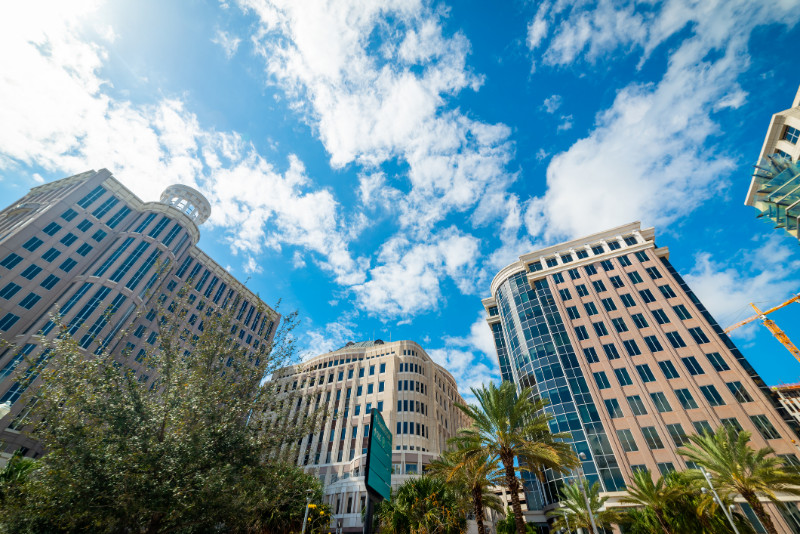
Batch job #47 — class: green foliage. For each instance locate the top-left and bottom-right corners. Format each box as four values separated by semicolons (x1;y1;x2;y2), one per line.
453;381;578;534
547;480;623;532
0;451;37;505
496;509;539;534
376;475;468;534
0;291;323;533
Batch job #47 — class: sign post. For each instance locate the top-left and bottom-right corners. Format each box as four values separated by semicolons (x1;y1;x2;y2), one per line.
363;408;392;534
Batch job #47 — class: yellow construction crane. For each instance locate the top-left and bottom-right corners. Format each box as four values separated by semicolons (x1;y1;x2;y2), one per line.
724;295;800;364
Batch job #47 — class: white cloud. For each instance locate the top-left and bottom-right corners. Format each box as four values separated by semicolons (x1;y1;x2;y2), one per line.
244;255;263;274
299;318;359;361
526;0;800;242
212;29;241;58
556;114;573;132
542;94;562;114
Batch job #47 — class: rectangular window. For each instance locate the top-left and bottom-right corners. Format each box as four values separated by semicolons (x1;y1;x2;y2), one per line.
577;250;589;259
61;208;78;221
615;250;628;261
583;347;599;363
609;275;624;289
594;371;611;389
575;326;589;340
380;363;386;373
592;280;607;293
666;331;687;349
59;258;78;272
566;306;580;320
41;247;61;262
751;415;781;440
605;398;624;418
693;420;713;435
568;268;580;280
611;317;628;333
650;392;672;413
600;259;613;271
584;264;597;275
43;222;62;236
666;423;689;446
106;206;131;229
706;352;730;372
20;264;42;280
601;298;617;312
528;260;542;272
370;365;375;375
688;327;710;345
657;463;676;476
721;418;743;433
379;381;385;392
559;288;572;301
682;356;703;375
700;384;725;406
624;236;638;246
643;335;663;353
726;381;753;403
77;219;93;232
617;429;638;452
784;125;800;144
645;266;662;279
674;388;698;409
0;253;23;269
584;302;598;316
576;284;589;297
40;274;60;290
22;236;44;251
92;197;119;219
59;232;76;247
631;313;648;329
91;229;107;242
639;289;656;303
635;364;655;383
76;243;93;256
552;272;565;284
0;283;22;300
77;185;106;208
0;313;20;331
652;308;670;324
642;426;664;449
545;257;558;268
561;253;573;264
592;321;608;336
672;304;692;320
627;395;647;415
659;284;677;299
603;343;621;360
634;250;648;261
628;271;644;284
615;368;633;386
620;294;635;308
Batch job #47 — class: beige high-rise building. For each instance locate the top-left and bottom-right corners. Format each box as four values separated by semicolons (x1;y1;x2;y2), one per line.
0;170;279;460
484;222;800;532
270;340;469;533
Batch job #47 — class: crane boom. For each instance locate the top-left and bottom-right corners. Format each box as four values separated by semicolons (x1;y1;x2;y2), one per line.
760;317;800;365
723;295;800;334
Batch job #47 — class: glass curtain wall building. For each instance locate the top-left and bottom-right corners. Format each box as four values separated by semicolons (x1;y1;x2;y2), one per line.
483;222;800;530
0;169;279;459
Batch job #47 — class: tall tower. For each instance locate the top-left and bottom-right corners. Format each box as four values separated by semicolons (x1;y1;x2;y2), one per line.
483;222;800;530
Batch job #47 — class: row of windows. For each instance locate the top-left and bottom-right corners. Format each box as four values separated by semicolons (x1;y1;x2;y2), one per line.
591;352;732;386
397;399;428;415
552;253;653;286
559;277;678;304
528;237;643;272
566;300;691;324
396;421;429;438
399;362;425;375
603;381;753;419
574;319;710;351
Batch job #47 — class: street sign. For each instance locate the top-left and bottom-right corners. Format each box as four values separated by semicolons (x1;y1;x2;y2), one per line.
364;408;392;501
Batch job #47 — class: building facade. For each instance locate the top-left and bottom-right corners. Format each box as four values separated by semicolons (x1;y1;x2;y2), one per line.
483;222;800;531
270;340;470;532
773;384;800;427
0;169;279;459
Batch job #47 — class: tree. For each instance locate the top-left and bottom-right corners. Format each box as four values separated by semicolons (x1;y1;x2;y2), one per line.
496;508;539;534
454;381;578;534
0;290;322;533
0;451;37;505
547;480;622;532
620;469;682;534
679;425;800;534
427;445;504;534
375;475;468;534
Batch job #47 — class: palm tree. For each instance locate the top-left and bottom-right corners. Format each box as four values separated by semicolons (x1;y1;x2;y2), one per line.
679;425;800;534
548;480;623;532
620;469;681;534
427;445;504;534
454;381;579;534
376;475;468;534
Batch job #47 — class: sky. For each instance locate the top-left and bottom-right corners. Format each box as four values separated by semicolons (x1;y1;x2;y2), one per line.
2;0;800;401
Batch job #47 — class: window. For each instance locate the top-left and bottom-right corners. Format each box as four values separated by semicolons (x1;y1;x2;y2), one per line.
612;317;628;333
636;364;655;383
0;253;23;269
91;229;107;242
642;427;664;449
22;237;44;251
575;326;589;340
630;313;648;329
634;250;648;261
584;264;597;275
750;415;781;440
616;252;630;264
628;271;644;284
593;321;608;336
643;335;663;352
106;206;131;229
601;298;617;312
584;302;599;316
559;288;572;301
627;394;647;415
20;264;42;280
609;276;624;289
577;250;589;259
41;247;61;262
639;289;656;303
652;308;670;324
645;266;662;279
59;258;78;272
603;343;621;360
61;208;78;221
568;268;580;280
617;429;639;452
624;236;638;246
0;283;22;300
0;312;21;331
688;327;710;345
659;360;679;379
666;331;687;349
705;352;730;372
721;418;743;433
60;233;77;247
379;381;385;392
699;385;725;406
43;222;62;236
40;274;60;289
529;260;542;272
367;384;374;394
726;381;753;403
674;388;698;409
631;464;647;474
380;363;386;373
600;259;613;271
18;292;41;310
592;280;607;293
338;371;344;381
76;243;93;256
650;392;672;413
545;257;558;268
620;294;635;307
576;284;589;297
561;254;573;264
783;125;799;144
672;304;692;320
594;371;611;389
605;398;624;418
693;420;713;435
657;462;676;476
77;219;93;232
615;368;633;386
659;285;677;299
566;306;580;320
681;356;703;375
583;347;599;363
552;272;565;284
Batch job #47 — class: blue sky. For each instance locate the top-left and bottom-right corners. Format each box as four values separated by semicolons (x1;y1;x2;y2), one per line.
2;0;800;399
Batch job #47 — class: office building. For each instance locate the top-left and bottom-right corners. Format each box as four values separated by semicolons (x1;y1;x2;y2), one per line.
483;222;800;530
0;169;279;459
270;340;469;532
773;384;800;426
745;84;800;243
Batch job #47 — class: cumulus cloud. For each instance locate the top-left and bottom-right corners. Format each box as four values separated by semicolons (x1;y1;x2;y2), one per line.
542;94;562;114
212;29;242;58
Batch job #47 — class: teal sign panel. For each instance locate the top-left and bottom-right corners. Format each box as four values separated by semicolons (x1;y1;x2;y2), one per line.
364;408;392;501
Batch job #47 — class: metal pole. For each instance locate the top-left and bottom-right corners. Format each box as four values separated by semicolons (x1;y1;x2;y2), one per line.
700;466;741;534
577;453;599;534
363;494;374;534
563;510;572;533
301;493;312;534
